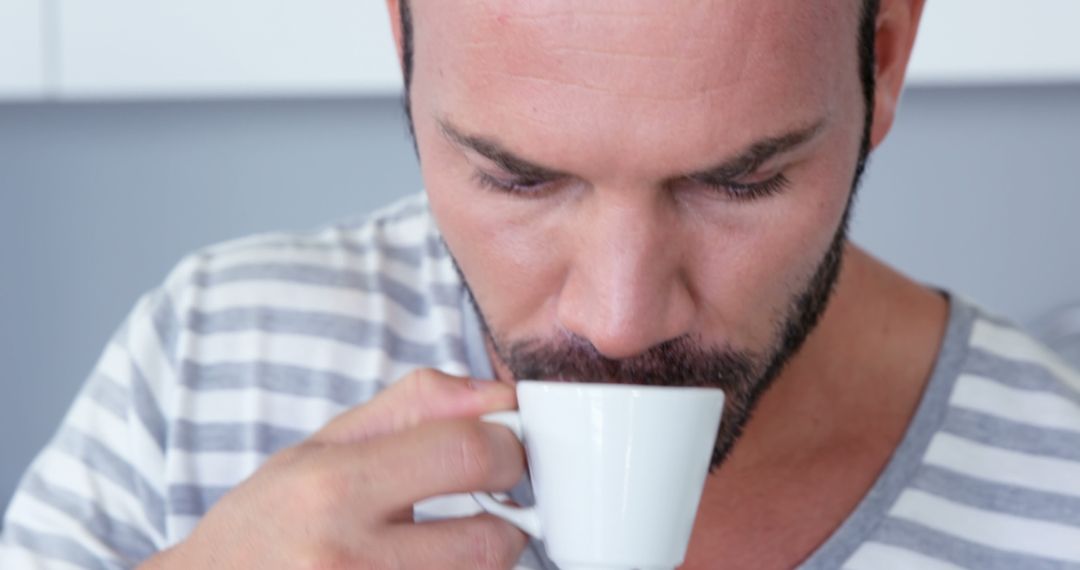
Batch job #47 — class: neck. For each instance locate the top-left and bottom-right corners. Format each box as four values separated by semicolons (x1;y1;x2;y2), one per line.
681;243;949;567
717;243;948;472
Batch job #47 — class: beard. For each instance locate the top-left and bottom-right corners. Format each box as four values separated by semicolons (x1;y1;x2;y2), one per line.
459;209;848;473
455;131;868;473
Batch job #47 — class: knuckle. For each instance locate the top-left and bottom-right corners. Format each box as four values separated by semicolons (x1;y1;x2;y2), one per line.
404;368;444;398
448;422;496;488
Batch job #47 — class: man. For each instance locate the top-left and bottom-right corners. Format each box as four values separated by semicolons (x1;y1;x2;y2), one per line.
3;0;1079;568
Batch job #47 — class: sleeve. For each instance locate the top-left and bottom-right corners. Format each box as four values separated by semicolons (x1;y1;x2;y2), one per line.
0;269;189;569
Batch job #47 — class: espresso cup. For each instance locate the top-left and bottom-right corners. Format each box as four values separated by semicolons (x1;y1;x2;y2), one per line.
472;381;725;570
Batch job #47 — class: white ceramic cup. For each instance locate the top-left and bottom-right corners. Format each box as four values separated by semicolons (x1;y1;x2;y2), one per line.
472;381;725;570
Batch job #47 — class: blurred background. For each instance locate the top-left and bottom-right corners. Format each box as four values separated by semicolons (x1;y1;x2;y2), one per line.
2;0;1079;517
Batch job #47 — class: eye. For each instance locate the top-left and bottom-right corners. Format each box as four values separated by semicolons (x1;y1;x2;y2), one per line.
694;172;790;201
473;171;554;196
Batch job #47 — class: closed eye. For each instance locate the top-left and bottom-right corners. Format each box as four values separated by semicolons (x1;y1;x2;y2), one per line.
473;171;556;196
690;172;791;201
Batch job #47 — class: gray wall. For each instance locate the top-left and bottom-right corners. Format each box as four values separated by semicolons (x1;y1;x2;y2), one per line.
2;85;1079;518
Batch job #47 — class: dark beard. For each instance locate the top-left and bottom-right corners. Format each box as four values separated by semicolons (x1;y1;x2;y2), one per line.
460;203;848;473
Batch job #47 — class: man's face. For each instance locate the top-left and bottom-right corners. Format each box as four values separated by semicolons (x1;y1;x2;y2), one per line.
407;0;869;469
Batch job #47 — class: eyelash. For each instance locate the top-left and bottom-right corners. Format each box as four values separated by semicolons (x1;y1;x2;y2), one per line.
473;172;553;196
473;170;791;201
698;172;791;201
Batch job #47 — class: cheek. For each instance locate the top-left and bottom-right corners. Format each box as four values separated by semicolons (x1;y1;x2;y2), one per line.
691;152;855;351
421;141;567;335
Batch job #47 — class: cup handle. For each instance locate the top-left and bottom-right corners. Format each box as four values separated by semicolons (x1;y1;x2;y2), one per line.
470;411;544;539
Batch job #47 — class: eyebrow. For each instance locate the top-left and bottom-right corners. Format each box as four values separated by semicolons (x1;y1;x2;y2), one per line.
439;120;566;180
438;117;826;183
687;119;826;184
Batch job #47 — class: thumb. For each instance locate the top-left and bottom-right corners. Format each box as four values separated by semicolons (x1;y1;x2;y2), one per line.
313;368;517;444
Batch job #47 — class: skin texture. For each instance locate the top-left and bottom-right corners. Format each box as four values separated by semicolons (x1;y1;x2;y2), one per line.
145;1;940;569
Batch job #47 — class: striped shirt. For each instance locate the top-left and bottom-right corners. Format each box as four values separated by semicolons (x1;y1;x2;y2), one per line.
2;193;1079;569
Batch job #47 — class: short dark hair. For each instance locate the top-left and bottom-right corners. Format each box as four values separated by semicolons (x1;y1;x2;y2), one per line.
399;0;881;161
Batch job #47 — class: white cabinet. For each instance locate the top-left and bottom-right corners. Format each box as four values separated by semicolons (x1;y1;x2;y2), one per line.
908;0;1080;85
4;1;1080;101
0;0;46;99
57;0;402;99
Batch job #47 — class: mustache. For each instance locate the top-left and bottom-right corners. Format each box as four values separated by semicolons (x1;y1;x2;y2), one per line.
500;332;762;390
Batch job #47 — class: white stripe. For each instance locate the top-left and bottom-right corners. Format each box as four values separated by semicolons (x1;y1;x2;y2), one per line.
186;330;469;379
126;294;175;411
163;515;200;541
196;280;462;343
971;319;1080;392
64;389;166;517
924;432;1080;499
26;450;150;534
176;385;349;430
196;245;451;288
843;541;965;570
6;491;125;564
93;342;135;390
58;343;167;544
0;543;88;570
64;398;132;459
889;489;1080;562
951;373;1080;433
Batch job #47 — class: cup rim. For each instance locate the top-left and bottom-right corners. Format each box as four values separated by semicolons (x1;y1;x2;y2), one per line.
515;380;724;396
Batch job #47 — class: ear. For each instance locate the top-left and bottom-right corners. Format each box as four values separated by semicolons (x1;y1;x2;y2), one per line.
386;0;406;73
869;0;927;149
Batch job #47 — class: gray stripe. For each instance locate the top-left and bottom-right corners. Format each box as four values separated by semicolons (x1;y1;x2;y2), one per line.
942;406;1080;462
192;262;459;317
168;484;230;518
130;363;167;454
912;464;1080;527
85;374;128;421
4;522;118;570
21;473;157;562
964;347;1080;403
872;516;1080;570
172;420;307;454
802;294;977;569
461;289;496;381
178;360;386;405
150;290;180;366
186;306;467;367
53;427;167;536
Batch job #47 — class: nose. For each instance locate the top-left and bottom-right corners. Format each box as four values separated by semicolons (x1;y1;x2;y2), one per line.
555;194;696;360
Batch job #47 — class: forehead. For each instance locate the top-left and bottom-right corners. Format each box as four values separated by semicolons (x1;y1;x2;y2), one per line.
410;0;860;172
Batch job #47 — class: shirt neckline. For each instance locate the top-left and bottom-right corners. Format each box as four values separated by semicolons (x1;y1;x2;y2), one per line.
459;289;978;569
800;291;975;568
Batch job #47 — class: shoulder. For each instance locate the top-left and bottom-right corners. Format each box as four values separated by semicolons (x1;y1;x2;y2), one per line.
847;299;1080;568
142;193;470;405
960;304;1080;407
926;299;1080;519
156;193;463;326
165;193;456;294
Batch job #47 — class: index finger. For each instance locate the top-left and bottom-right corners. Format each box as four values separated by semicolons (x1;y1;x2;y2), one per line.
313;368;517;445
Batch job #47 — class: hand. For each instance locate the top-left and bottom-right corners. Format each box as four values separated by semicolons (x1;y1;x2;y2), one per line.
142;369;528;569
